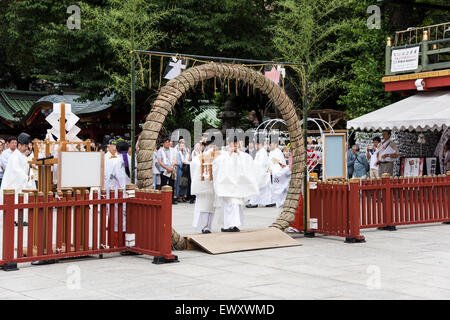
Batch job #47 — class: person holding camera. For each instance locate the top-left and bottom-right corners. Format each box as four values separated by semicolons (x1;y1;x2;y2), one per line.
366;136;381;179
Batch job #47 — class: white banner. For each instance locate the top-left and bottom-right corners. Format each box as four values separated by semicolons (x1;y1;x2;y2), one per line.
426;157;437;176
391;46;420;73
401;158;424;177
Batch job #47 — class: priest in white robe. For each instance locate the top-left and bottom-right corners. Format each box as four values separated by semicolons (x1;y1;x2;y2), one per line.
104;139;130;243
268;142;290;208
270;162;291;208
213;137;260;232
0;133;32;195
190;140;218;233
247;138;273;208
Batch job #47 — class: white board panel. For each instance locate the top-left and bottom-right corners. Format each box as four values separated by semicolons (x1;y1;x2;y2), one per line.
58;151;104;189
323;133;346;179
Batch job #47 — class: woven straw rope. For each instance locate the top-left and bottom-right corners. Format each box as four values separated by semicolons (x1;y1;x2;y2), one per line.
138;63;305;250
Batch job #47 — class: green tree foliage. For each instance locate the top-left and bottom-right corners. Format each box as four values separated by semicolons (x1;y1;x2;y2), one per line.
337;1;394;118
89;0;171;103
158;0;275;59
271;0;362;110
0;0;449;122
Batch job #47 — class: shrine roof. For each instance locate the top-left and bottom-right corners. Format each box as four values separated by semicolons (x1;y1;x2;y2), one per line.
0;90;114;125
0;89;48;122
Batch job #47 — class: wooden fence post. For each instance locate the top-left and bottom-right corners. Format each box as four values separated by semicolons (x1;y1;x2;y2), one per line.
1;190;18;271
379;173;396;231
345;179;365;243
153;186;178;264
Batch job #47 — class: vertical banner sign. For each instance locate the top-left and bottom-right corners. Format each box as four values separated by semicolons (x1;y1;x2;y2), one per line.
426;157;437;175
391;46;420;73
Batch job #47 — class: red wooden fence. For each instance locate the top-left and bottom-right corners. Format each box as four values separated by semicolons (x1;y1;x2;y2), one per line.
307;173;450;242
0;185;177;271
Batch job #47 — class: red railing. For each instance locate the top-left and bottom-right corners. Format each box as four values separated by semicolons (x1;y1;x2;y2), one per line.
359;174;450;228
307;173;450;242
0;186;176;270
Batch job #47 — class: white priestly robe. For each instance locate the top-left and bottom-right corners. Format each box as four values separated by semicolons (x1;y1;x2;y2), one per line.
190;151;216;230
271;165;291;208
0;149;30;194
104;155;130;232
213;150;260;229
0;149;34;213
268;147;286;171
249;148;272;206
268;147;289;208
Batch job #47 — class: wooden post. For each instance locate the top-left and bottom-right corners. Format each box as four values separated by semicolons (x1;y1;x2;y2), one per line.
153;186;177;264
60;103;66;142
421;31;429;72
385;37;392;75
2;190;16;264
379;173;396;231
345;179;365;243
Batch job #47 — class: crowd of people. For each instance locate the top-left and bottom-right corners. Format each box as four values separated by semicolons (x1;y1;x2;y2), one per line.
0;133;37;194
188;135;291;234
347;129;399;179
0;130;293;235
151;135;292;209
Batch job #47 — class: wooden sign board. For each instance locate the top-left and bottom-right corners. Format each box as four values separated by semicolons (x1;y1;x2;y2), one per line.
323;133;346;180
58;151;104;189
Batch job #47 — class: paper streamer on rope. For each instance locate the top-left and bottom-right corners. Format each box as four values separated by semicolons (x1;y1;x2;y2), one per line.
158;56;163;90
136;53;145;86
264;65;281;85
163;57;187;80
148;54;152;89
277;65;286;89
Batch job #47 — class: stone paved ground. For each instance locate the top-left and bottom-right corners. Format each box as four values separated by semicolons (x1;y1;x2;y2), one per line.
1;202;450;300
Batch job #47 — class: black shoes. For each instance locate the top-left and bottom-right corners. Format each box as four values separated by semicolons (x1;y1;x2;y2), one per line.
265;203;276;207
246;204;258;208
201;228;211;234
221;227;240;232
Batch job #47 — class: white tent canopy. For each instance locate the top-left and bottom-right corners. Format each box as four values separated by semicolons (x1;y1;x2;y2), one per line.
347;91;450;132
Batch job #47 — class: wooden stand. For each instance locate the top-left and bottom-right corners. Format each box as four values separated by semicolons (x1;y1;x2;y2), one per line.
27;103;93;254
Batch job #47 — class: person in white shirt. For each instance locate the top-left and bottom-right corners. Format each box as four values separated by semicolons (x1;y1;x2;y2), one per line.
0;136;18;179
376;130;399;176
157;138;178;204
366;136;381;179
1;133;31;194
152;145;162;190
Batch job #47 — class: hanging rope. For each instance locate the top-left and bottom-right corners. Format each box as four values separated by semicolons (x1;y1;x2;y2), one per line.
135;53;145;86
158;56;163;91
235;79;239;96
148;55;152;89
214;77;217;92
